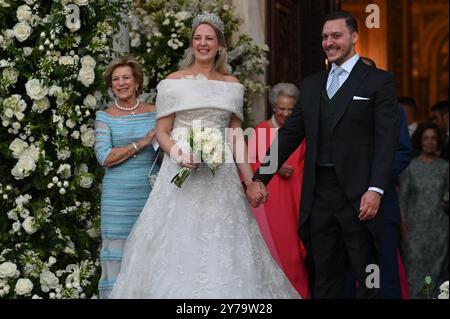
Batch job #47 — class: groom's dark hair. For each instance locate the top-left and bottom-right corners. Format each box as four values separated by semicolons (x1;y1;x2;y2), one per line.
323;11;358;33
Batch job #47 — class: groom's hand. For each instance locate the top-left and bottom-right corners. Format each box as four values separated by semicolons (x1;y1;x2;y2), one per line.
358;190;381;221
246;180;268;207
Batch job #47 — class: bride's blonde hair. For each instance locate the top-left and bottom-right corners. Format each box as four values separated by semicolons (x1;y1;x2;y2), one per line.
179;14;231;75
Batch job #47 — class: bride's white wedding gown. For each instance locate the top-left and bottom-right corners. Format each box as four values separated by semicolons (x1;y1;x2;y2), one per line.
109;77;301;299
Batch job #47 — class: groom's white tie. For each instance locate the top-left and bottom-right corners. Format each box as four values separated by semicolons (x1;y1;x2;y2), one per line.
327;66;345;99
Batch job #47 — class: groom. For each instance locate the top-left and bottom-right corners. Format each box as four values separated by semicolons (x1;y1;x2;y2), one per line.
247;11;399;298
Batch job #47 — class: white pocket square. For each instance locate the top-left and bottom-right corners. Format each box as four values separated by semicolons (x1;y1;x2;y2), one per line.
353;96;370;100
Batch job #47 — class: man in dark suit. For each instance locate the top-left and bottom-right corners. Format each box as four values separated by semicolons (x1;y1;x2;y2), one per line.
246;11;399;298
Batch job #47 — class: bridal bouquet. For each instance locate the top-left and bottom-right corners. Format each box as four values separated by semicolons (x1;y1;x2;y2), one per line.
171;127;224;188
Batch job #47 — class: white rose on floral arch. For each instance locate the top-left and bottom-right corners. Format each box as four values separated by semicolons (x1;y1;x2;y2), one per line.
58;55;75;66
40;270;59;293
78;67;95;87
57;163;71;178
14;278;33;295
16;5;32;22
26;144;41;162
80;55;96;68
65;4;81;32
25;78;49;100
48;85;62;97
73;0;89;6
13;22;31;42
22;216;37;234
24;0;35;5
23;46;33;56
79;174;93;189
7;209;18;221
0;262;17;278
32;96;50;113
11;155;36;180
3;108;14;118
83;94;97;109
19;208;30;219
9;138;29;158
175;11;190;21
81;128;95;148
2;68;18;84
12;220;21;233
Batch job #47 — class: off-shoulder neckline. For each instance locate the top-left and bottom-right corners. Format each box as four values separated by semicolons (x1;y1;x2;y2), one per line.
160;78;244;88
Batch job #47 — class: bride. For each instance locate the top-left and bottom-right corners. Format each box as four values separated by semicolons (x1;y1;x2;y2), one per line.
109;13;301;299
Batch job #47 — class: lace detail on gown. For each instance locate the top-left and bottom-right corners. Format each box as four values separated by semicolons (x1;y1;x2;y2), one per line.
109;79;301;299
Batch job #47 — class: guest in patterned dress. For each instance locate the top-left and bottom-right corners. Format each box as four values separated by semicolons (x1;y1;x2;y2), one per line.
94;56;159;298
399;122;449;298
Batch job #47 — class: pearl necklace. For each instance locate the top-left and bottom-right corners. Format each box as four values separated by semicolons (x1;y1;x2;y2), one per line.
115;99;140;115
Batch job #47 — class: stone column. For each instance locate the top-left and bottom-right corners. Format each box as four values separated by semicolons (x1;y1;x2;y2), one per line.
231;0;268;125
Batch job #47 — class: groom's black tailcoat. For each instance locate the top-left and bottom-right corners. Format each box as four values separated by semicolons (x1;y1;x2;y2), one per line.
254;59;399;298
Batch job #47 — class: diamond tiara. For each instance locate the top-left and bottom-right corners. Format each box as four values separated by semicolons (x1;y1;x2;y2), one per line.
192;12;225;33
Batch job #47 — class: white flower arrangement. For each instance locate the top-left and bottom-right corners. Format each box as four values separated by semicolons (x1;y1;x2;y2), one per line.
1;0;131;298
438;281;449;299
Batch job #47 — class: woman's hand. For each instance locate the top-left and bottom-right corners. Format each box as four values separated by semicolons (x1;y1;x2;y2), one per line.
143;128;156;147
278;164;294;179
179;151;200;170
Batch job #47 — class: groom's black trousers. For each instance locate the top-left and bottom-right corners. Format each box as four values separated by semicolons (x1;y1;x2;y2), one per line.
309;166;380;299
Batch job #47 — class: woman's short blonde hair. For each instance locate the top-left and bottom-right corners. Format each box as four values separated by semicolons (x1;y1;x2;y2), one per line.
179;21;231;75
103;56;144;96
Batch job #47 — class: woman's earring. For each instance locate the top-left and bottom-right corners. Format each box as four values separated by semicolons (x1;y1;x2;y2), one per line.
217;50;221;56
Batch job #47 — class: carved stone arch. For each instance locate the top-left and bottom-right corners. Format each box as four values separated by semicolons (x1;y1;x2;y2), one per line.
419;15;449;107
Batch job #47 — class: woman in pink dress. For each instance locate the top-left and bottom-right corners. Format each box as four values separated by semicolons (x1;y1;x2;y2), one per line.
248;83;309;298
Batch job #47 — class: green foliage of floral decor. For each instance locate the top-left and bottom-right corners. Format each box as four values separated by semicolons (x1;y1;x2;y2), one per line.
130;0;269;128
0;0;131;299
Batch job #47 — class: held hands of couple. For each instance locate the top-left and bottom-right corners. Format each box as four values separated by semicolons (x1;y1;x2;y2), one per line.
358;190;382;221
245;180;268;208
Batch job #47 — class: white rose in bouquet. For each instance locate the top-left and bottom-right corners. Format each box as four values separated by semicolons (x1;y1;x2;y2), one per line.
25;78;48;100
40;270;59;292
13;22;31;42
14;278;33;295
16;5;32;22
32;97;50;113
0;262;17;278
78;67;95;87
22;216;37;234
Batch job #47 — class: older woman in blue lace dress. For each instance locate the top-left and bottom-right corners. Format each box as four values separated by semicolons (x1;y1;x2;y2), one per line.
94;56;159;298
